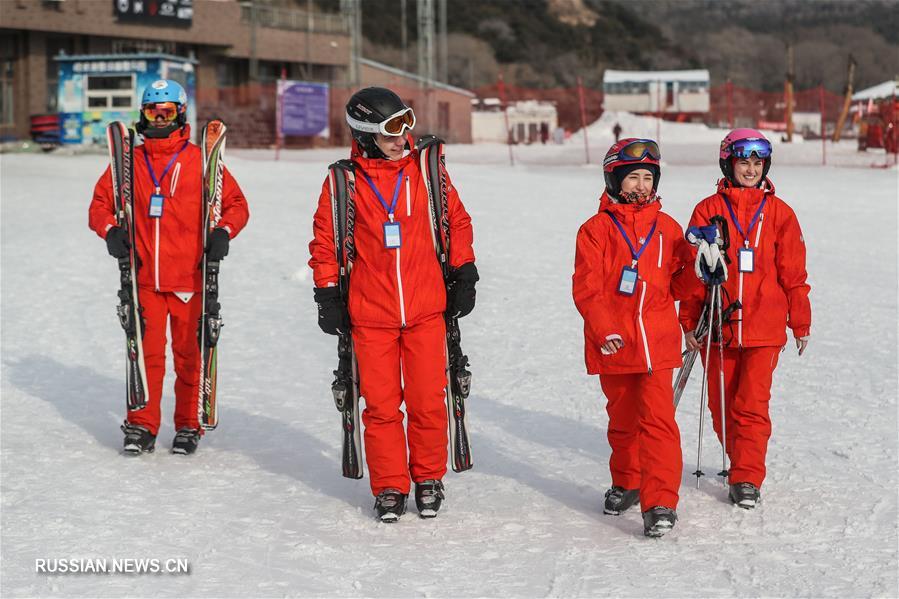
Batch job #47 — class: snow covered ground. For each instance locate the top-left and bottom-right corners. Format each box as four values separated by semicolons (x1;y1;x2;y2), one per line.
1;130;897;597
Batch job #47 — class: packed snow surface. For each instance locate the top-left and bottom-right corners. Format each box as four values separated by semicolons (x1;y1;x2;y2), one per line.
1;126;897;597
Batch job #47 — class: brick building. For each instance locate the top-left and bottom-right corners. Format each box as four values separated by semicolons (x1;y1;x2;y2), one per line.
0;0;474;146
0;0;350;142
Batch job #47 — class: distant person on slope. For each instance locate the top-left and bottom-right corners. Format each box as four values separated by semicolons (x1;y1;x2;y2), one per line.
572;138;697;538
680;128;811;509
309;87;477;522
613;122;622;143
88;80;249;456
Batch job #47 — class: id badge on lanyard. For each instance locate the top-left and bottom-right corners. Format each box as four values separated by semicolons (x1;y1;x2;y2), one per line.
738;247;754;273
149;190;164;218
618;265;638;296
383;219;401;249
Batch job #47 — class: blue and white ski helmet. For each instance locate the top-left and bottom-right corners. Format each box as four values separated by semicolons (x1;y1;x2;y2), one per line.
141;79;188;107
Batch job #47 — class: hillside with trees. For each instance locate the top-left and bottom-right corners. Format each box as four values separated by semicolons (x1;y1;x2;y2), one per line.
341;0;898;92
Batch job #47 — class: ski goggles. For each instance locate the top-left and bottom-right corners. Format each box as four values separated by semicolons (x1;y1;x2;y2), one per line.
142;102;180;123
346;107;416;137
729;138;772;159
618;139;661;161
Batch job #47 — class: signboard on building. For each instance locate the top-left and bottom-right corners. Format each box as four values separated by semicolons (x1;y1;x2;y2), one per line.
277;81;330;138
114;0;193;27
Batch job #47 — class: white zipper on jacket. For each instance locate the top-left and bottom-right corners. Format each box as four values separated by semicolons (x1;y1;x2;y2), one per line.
153;162;182;292
393;214;407;327
155;218;161;291
657;232;663;268
405;176;411;217
737;212;765;347
637;280;653;373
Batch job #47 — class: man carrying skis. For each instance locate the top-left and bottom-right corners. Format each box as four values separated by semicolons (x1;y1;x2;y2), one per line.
309;87;477;522
89;79;249;455
681;128;811;509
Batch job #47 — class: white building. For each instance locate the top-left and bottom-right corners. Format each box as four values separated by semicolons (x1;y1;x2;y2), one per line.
471;99;558;144
603;69;710;116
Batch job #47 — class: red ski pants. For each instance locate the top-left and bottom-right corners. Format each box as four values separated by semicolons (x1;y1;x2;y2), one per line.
600;369;681;510
353;314;448;496
127;288;202;436
703;345;780;488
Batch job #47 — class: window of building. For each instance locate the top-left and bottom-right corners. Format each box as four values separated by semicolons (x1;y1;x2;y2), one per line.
46;37;76;113
0;34;15;126
438;101;450;133
85;74;135;110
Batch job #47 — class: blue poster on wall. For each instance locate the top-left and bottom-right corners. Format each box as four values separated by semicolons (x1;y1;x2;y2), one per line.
60;113;84;144
278;81;329;138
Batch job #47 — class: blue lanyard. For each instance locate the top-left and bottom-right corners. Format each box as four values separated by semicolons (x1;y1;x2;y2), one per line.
722;194;767;244
361;169;404;218
142;140;189;193
606;212;658;263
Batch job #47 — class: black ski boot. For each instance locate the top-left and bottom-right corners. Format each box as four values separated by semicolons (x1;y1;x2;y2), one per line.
414;479;445;518
172;428;201;455
642;506;677;538
603;486;640;515
729;482;760;509
374;489;407;523
121;422;156;455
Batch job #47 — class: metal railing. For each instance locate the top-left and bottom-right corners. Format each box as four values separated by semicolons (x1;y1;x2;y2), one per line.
240;3;349;34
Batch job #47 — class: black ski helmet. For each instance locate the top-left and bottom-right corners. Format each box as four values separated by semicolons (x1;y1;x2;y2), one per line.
345;87;411;158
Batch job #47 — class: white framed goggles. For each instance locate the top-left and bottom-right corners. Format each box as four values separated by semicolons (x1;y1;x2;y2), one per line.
346;107;416;136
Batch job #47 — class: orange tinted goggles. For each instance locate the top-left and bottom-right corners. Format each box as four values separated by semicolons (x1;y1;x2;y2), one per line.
619;139;661;161
142;102;180;122
382;108;416;136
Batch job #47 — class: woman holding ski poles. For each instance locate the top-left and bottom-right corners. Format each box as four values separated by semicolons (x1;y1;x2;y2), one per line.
573;139;698;537
680;128;811;509
309;87;477;522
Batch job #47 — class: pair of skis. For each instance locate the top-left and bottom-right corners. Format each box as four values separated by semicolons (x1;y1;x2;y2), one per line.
326;160;364;479
325;136;474;479
419;136;474;474
105;120;227;430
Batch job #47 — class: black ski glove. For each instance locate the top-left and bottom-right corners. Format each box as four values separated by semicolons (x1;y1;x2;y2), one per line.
205;228;230;262
447;262;479;319
105;226;130;259
314;286;350;336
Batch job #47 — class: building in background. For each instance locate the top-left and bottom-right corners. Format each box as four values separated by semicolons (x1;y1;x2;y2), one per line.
0;0;349;143
471;98;557;145
603;69;710;121
54;53;197;145
0;1;473;147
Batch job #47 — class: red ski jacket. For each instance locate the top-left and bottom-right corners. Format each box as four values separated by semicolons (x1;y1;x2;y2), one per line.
89;126;249;293
308;140;475;329
573;193;698;375
679;178;811;347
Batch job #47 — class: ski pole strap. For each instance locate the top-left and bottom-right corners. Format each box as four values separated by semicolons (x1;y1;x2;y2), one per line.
721;194;766;244
360;169;404;217
605;212;658;263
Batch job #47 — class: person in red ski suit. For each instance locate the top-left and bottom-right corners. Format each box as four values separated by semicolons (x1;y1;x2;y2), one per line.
680;128;811;509
308;87;477;522
88;79;249;455
573;138;697;538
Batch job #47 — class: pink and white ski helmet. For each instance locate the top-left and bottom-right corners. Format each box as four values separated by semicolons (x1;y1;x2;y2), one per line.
719;128;772;184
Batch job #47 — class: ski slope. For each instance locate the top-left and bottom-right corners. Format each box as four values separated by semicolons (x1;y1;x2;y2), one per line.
1;133;897;597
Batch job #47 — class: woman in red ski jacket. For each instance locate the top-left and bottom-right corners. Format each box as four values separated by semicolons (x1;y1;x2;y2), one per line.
573;138;697;538
89;80;249;456
308;87;476;522
680;128;811;509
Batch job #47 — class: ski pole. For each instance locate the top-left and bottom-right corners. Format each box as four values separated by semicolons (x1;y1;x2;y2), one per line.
715;285;729;484
695;289;717;487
